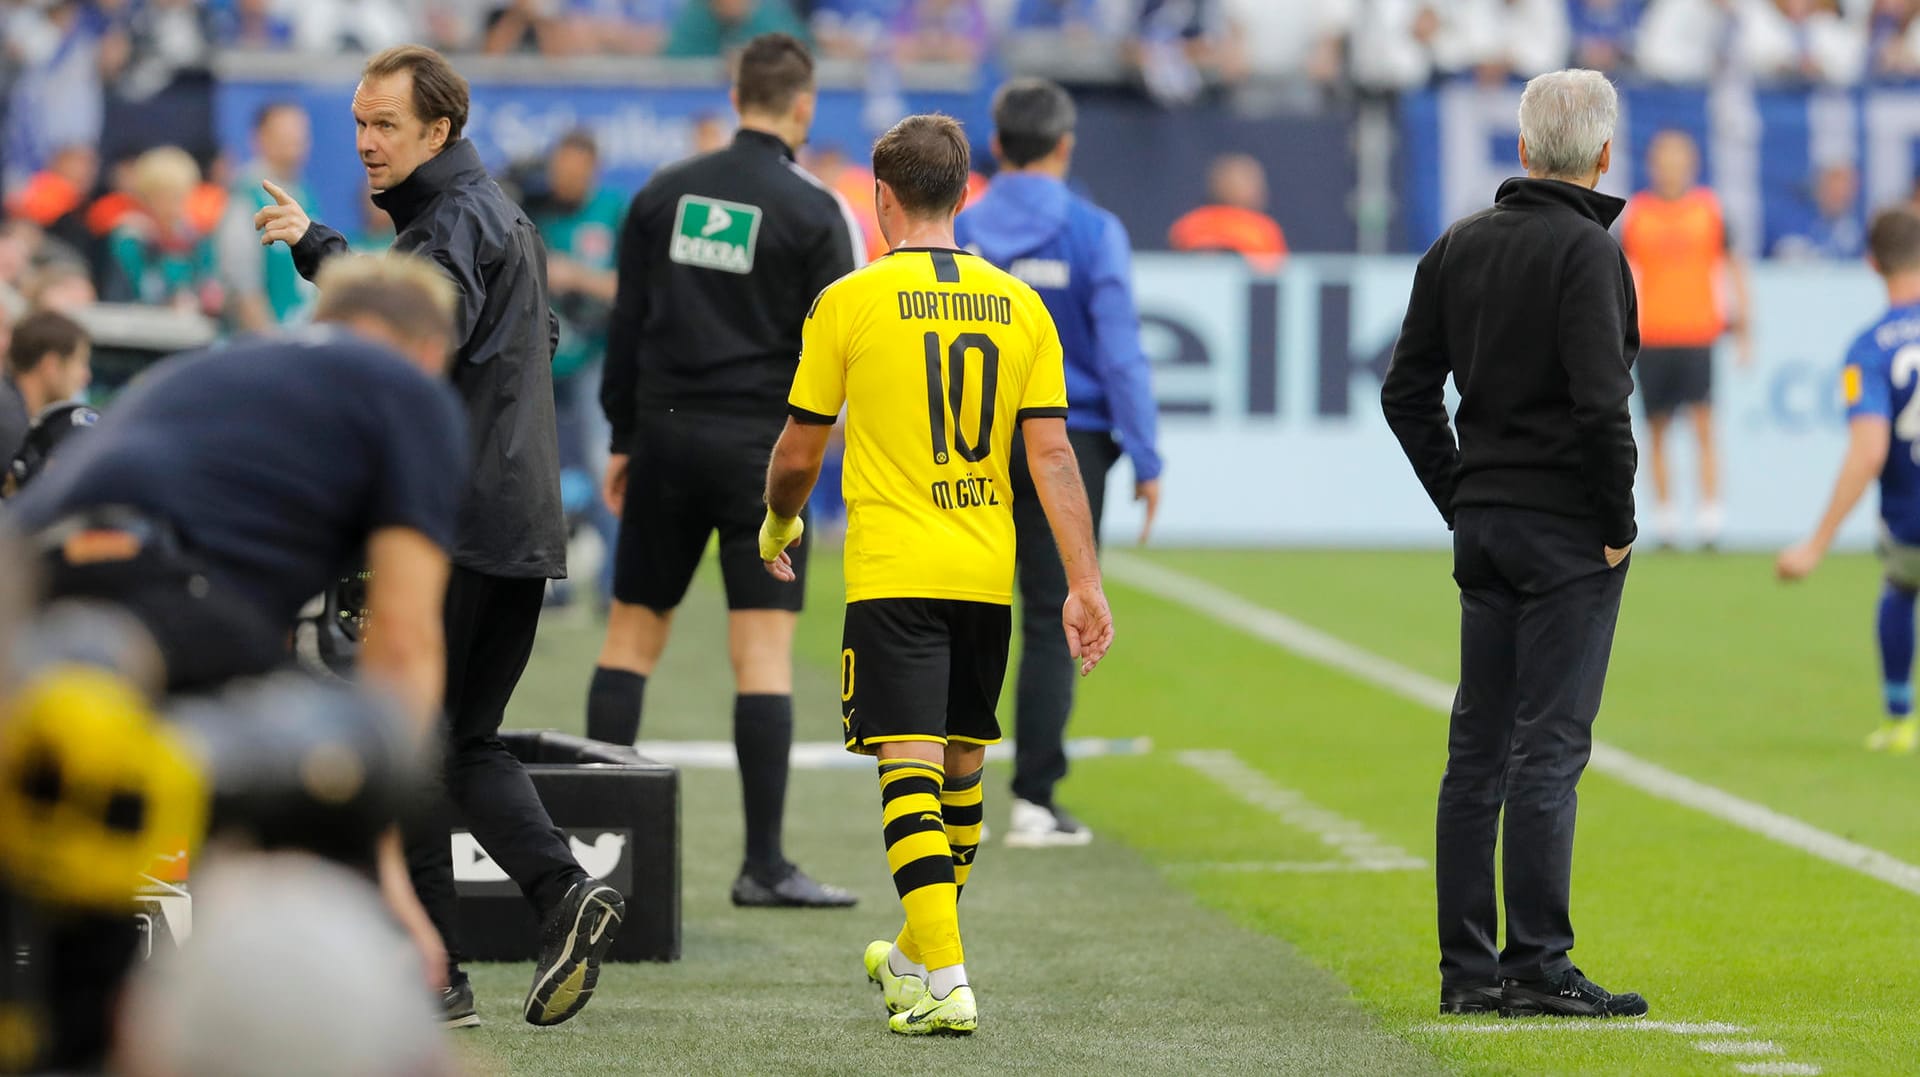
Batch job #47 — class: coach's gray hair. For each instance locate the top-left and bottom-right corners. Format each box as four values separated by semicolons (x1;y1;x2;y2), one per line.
1518;69;1618;181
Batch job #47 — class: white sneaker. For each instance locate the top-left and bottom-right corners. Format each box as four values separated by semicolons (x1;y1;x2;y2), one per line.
1003;798;1093;848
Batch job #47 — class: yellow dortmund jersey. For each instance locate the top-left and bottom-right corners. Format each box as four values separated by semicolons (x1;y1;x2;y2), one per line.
789;247;1067;604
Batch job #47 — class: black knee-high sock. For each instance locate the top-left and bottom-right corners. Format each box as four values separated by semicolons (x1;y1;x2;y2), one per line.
734;693;793;874
586;667;646;745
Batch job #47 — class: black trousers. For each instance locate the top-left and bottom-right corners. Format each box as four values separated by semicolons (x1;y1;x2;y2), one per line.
404;567;582;974
1009;428;1122;807
1439;507;1628;987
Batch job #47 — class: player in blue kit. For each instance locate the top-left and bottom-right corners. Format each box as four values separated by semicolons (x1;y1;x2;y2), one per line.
1778;206;1920;754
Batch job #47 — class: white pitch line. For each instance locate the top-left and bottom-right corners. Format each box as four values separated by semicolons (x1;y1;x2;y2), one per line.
635;736;1153;771
1734;1064;1822;1076
1176;748;1427;870
1107;554;1920;900
1171;860;1428;874
1410;1021;1747;1035
1696;1041;1784;1056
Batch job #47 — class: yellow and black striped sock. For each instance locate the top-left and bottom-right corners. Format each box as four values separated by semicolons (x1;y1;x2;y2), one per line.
940;768;984;894
878;758;962;970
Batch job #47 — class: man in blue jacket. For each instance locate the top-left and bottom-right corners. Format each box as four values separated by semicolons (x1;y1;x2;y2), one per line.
956;77;1163;847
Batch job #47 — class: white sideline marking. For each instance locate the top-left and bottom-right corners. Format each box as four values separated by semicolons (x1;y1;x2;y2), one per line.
1696;1041;1783;1056
1412;1021;1747;1035
636;736;1153;771
1172;860;1425;874
1734;1064;1822;1076
1107;554;1920;900
1175;749;1427;871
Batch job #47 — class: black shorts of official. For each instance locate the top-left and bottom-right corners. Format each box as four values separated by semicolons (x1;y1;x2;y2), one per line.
1636;346;1715;419
840;598;1012;756
613;409;807;612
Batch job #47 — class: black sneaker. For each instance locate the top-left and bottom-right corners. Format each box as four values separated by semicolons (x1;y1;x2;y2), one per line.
441;978;480;1029
1438;984;1503;1016
1501;968;1649;1018
731;862;857;908
523;879;625;1026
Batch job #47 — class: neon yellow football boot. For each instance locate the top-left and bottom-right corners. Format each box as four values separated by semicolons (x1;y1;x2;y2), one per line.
1867;719;1918;755
888;985;976;1036
863;940;927;1014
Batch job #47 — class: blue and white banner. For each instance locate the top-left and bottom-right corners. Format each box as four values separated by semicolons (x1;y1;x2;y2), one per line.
1103;254;1883;550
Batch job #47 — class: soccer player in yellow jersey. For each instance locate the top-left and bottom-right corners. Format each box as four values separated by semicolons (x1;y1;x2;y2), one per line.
758;114;1114;1036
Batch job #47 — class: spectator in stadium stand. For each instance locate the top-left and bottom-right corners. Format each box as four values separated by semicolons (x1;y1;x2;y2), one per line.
7;254;466;1068
482;0;567;54
218;103;317;332
253;45;626;1030
892;0;991;65
2;0;119;196
811;0;895;57
1382;68;1647;1022
1348;1;1449;90
1134;0;1246;104
558;0;675;54
1168;153;1288;272
1569;0;1643;72
23;261;96;313
1009;0;1110;34
1222;0;1352;86
666;0;808;56
6;144;98;232
1738;0;1867;85
288;0;417;53
211;0;298;49
1434;0;1571;83
102;147;221;316
956;78;1163;848
0;310;88;469
1872;0;1920;77
1619;129;1751;549
527;129;624;609
1635;0;1735;83
1770;160;1865;261
587;33;862;908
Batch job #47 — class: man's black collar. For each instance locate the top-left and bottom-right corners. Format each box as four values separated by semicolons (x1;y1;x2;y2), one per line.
1495;176;1628;229
734;128;796;161
372;138;488;231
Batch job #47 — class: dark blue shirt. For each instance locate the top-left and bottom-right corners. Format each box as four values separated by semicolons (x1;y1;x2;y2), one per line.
12;329;469;627
1844;302;1920;545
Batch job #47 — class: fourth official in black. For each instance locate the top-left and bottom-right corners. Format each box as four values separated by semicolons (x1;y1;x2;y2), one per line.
1381;69;1649;1021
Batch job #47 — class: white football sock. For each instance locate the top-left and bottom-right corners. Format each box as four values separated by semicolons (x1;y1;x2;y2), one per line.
928;963;968;999
1697;502;1725;543
1654;504;1679;545
888;946;926;980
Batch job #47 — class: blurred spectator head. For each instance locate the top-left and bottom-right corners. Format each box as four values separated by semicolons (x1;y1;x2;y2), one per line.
731;32;816;130
251;102;312;181
714;0;758;22
7;144;99;228
313;253;460;376
25;262;96;313
50;144;100;197
1207;153;1268;212
991;77;1077;171
114;853;453;1077
128;146;202;233
547;129;601;207
1647;128;1701;197
6;309;91;404
1869;204;1920;276
691;112;732;154
354;46;471;190
1815;160;1858;219
871;113;972;241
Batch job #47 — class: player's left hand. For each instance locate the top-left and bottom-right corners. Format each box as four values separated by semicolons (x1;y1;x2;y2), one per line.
253;180;311;248
1776;541;1822;581
1063;583;1114;676
1135;478;1161;546
760;510;805;582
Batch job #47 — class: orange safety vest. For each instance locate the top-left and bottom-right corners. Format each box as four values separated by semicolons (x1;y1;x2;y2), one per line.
1168;204;1289;271
1620;188;1728;348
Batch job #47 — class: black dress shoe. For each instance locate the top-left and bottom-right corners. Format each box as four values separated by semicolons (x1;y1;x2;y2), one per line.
1439;984;1503;1015
731;862;857;908
1501;967;1649;1018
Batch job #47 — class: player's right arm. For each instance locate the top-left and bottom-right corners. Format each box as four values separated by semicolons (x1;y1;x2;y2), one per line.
255;180;351;282
600;189;654;514
1779;345;1893;581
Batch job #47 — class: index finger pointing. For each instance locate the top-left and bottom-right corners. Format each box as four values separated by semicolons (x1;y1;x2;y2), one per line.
262;180;295;207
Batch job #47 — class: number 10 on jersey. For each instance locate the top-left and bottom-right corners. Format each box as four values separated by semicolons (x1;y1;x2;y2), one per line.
924;330;1003;511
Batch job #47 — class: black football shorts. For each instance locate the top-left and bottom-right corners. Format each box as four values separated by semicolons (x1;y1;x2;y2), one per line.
839;598;1011;755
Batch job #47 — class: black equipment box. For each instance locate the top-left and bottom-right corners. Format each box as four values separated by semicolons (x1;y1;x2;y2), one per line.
451;732;679;962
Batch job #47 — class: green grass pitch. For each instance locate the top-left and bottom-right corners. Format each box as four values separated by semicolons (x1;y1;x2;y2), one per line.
451;548;1916;1075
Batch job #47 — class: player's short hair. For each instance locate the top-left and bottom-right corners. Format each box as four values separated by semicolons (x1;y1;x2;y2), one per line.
313;254;458;350
733;34;815;116
991;78;1076;168
554;128;598;159
1870;206;1920;276
1517;69;1618;180
7;310;88;377
872;114;971;219
362;45;470;141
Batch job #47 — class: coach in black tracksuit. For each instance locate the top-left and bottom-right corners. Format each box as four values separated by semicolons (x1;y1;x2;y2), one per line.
1382;70;1649;1021
586;34;862;907
261;46;621;1027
